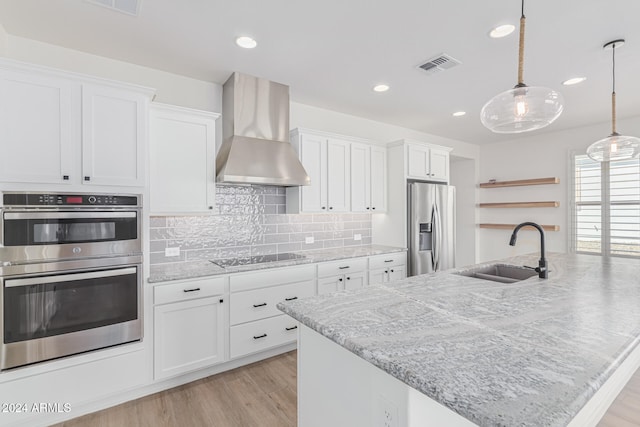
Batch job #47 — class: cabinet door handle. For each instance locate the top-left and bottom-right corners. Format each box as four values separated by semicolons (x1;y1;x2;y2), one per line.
219;298;224;303
338;266;350;270
338;278;343;282
208;206;213;210
385;270;389;274
390;269;394;273
253;334;267;340
384;260;394;263
321;207;326;210
253;302;267;308
366;207;370;210
372;207;376;210
84;176;91;181
285;326;298;331
63;175;69;181
183;287;201;293
285;296;298;301
346;277;351;280
329;207;333;210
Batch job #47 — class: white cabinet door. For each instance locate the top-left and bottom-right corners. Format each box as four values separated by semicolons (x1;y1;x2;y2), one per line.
368;268;387;286
430;149;449;182
150;104;217;213
154;296;226;380
0;70;77;184
407;144;430;180
369;145;387;212
318;276;342;295
326;138;351;212
350;143;370;212
300;134;328;212
344;271;366;290
388;265;406;282
81;84;147;187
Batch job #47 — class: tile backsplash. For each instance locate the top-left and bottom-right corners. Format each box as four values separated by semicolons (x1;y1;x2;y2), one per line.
149;184;372;265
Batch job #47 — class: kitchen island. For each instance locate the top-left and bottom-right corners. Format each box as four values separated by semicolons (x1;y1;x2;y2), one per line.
278;253;640;426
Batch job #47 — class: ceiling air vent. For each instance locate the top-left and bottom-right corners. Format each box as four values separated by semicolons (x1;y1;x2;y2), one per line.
86;0;142;16
417;54;461;75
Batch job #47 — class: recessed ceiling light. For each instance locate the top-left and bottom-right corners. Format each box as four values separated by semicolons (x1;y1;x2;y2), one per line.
236;36;257;49
489;24;515;38
562;77;587;86
452;111;466;117
373;84;389;92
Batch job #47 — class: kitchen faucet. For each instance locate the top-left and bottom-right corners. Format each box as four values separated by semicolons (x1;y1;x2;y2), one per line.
509;222;548;279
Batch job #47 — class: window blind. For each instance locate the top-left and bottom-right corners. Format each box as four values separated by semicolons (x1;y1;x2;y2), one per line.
573;154;640;258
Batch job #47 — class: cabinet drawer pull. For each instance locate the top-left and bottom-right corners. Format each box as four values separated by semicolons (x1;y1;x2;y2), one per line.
390;269;394;273
253;334;267;340
338;266;350;269
338;278;343;282
285;326;298;331
372;207;376;210
321;207;326;210
84;176;91;181
253;302;267;308
384;260;394;263
346;277;351;280
63;175;69;181
385;270;389;274
285;296;298;301
183;287;201;293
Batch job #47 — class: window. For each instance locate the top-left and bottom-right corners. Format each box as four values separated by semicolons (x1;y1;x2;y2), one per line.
572;154;640;258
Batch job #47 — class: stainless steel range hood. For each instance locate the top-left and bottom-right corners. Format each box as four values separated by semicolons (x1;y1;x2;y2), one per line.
216;72;310;186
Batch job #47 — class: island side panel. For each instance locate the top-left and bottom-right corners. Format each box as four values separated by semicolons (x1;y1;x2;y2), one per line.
297;324;476;427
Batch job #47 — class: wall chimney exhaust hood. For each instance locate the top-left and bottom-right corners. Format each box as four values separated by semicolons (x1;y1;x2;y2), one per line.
215;72;310;186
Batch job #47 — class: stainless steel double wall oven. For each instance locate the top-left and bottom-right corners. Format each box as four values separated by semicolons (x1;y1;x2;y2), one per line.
0;192;143;370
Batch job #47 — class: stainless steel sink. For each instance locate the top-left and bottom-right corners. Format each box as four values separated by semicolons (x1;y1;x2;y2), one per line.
455;264;539;283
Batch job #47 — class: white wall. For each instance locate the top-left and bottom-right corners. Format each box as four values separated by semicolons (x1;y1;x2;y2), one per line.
450;156;478;267
478;116;640;262
0;24;7;55
4;35;221;112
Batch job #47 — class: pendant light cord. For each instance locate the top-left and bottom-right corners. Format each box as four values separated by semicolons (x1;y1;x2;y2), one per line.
611;43;617;134
517;0;526;86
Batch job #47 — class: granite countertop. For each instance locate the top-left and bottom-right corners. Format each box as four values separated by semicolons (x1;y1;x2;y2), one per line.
148;244;406;283
278;253;640;427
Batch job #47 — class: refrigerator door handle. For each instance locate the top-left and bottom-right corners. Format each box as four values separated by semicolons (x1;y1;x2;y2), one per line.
431;204;439;271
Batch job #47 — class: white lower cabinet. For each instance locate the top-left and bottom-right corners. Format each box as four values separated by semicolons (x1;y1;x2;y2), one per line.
229;264;315;359
368;253;407;285
317;258;368;294
153;277;227;380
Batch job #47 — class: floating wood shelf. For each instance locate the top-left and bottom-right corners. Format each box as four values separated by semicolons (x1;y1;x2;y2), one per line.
479;177;559;188
479;223;560;232
479;201;559;208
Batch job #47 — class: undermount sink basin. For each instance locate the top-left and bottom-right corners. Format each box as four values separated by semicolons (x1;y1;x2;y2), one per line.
455;264;539;283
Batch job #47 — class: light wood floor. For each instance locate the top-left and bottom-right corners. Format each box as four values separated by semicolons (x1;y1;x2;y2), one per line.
54;350;640;426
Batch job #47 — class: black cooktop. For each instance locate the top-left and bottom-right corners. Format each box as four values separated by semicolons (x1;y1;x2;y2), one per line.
210;252;306;268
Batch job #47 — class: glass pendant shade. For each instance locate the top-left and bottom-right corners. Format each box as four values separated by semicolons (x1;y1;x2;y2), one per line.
586;133;640;162
480;85;564;133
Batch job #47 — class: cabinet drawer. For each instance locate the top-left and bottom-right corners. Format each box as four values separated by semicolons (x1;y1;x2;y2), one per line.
230;280;315;326
230;264;315;292
317;257;367;277
230;314;299;359
154;276;226;305
368;253;406;270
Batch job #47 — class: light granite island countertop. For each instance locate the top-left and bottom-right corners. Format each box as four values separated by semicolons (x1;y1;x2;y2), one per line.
278;253;640;427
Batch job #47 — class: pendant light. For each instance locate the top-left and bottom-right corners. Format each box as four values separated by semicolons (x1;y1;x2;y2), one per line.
480;0;564;133
586;39;640;162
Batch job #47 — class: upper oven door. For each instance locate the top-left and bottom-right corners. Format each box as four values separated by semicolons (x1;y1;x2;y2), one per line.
1;210;141;263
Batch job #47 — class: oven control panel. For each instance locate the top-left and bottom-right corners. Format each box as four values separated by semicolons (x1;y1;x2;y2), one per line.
2;193;139;207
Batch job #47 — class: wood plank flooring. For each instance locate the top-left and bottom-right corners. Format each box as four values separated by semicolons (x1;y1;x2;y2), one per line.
54;350;640;426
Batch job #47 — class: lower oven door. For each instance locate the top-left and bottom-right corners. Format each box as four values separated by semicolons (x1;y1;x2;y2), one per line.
1;261;142;370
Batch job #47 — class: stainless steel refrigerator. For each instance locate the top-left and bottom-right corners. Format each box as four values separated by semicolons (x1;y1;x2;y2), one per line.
408;182;456;276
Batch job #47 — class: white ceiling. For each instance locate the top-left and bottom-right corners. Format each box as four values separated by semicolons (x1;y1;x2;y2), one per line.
1;0;639;145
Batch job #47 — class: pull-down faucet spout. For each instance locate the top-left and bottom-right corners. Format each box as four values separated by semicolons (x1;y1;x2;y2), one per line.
509;222;548;279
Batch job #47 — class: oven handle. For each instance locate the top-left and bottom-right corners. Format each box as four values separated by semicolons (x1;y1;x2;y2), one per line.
4;267;137;287
4;212;137;220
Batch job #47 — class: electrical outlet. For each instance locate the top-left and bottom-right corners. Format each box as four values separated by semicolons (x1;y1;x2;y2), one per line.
354;233;362;241
305;236;315;244
165;247;180;257
376;395;398;427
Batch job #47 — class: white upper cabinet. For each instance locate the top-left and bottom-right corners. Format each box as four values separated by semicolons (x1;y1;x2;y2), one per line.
149;103;219;214
0;69;76;184
406;141;451;182
351;143;387;212
287;128;385;214
0;59;153;189
326;138;350;212
81;84;148;187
